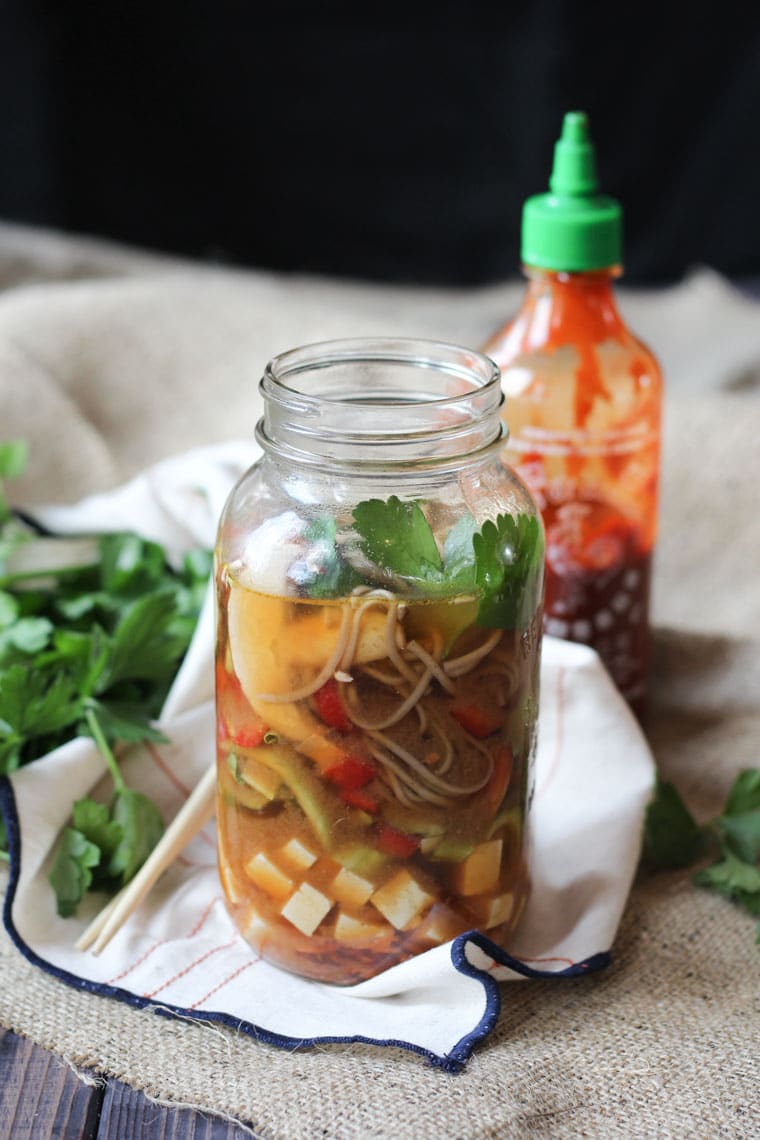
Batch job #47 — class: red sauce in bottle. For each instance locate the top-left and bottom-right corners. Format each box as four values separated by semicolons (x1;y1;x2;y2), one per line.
485;268;662;711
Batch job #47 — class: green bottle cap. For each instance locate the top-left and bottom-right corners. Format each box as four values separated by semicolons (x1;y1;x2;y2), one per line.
521;111;623;272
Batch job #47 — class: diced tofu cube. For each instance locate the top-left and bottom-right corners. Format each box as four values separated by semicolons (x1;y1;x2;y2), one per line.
468;891;514;929
370;869;435;930
420;904;467;945
245;852;293;900
331;867;375;908
281;882;333;937
452;838;503;896
279;838;318;870
243;904;269;942
334;912;388;943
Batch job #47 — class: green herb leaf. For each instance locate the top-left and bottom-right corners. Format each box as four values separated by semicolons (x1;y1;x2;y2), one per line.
71;796;124;885
107;788;164;885
99;533;168;596
48;827;102;917
441;512;478;592
0;665;81;746
718;812;760;865
0;441;28;480
694;850;760;907
353;496;444;581
643;779;705;869
724;769;760;816
105;592;189;688
86;697;167;745
473;513;543;629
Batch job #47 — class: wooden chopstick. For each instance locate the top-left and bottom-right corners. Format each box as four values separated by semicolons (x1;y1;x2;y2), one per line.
76;763;217;956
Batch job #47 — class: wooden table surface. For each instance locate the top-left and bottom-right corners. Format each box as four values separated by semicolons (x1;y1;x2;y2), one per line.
0;1028;255;1139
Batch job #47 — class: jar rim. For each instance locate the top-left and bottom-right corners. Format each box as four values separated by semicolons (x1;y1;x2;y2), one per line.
257;337;505;470
263;337;501;410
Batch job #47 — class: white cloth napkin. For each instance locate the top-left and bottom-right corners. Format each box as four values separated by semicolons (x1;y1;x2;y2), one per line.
0;447;655;1070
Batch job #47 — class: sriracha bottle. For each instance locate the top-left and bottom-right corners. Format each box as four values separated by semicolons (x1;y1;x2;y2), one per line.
484;111;663;710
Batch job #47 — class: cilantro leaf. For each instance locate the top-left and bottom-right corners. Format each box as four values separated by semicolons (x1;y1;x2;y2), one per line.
473;513;543;629
106;788;164;885
353;496;444;581
48;827;102;917
643;779;705;869
441;512;478;592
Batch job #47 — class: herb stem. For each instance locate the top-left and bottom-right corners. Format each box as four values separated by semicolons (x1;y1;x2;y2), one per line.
85;706;125;792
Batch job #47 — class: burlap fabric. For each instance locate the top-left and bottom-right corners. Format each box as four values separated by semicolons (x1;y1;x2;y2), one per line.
1;222;758;1138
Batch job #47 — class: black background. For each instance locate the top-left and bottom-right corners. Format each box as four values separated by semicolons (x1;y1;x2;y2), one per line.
2;2;760;285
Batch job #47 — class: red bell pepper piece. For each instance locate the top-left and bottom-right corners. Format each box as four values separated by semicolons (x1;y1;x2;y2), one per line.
376;823;420;858
215;662;270;748
313;678;353;733
324;756;376;790
450;702;502;739
341;788;380;814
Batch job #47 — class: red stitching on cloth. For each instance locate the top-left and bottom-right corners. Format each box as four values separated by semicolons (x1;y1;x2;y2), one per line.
147;743;217;850
188;958;259;1009
104;895;222;984
146;742;192;797
535;665;565;799
142;937;238;998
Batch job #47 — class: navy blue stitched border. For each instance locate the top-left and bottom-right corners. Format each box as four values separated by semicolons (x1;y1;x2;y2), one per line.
0;774;610;1073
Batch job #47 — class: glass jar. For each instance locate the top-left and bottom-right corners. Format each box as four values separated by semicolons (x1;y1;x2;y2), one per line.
214;338;544;984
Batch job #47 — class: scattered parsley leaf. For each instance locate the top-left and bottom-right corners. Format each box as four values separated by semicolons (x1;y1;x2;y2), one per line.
48;827;102;917
643;779;705;869
694;850;760;900
86;697;168;745
71;797;124;884
0;441;28;522
106;788;164;885
0;441;28;480
717;812;760;865
724;768;760;816
643;769;760;946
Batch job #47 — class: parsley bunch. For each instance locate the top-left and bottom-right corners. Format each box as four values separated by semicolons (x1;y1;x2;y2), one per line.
0;441;212;915
644;770;760;945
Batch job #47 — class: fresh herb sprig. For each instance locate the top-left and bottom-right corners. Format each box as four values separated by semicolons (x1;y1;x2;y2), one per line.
351;495;543;628
644;770;760;945
48;708;165;916
0;441;212;914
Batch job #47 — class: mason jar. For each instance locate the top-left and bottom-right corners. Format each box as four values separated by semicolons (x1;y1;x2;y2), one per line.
214;338;544;984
